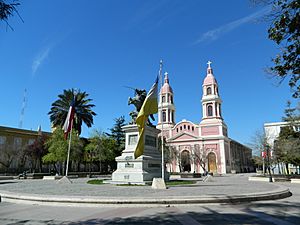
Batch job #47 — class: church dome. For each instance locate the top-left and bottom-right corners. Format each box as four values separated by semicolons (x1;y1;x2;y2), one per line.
203;61;217;85
203;73;217;85
161;72;173;94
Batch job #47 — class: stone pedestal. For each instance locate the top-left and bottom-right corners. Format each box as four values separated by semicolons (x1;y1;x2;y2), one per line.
111;124;162;184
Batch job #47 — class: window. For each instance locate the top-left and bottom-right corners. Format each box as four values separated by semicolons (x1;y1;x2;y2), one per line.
28;139;35;145
192;127;194;131
184;125;186;129
188;125;190;130
170;96;173;103
14;137;22;150
180;126;182;131
172;111;174;123
207;87;212;95
0;136;6;145
162;111;166;122
162;96;166;103
177;128;178;132
207;105;213;116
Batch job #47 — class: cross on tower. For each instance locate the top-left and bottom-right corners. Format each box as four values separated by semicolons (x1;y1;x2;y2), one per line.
207;60;212;68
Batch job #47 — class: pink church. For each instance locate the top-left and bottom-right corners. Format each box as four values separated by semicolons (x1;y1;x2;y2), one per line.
156;62;252;174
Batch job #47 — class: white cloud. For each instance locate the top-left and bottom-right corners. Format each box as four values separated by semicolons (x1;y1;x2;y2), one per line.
32;46;52;76
195;6;271;44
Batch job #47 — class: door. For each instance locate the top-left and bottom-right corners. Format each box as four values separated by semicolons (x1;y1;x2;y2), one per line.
207;152;217;174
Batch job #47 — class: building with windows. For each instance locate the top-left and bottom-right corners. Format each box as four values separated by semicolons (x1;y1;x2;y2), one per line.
0;126;50;173
264;121;300;147
157;62;252;174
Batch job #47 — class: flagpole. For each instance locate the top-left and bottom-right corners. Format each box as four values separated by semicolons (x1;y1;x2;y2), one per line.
159;59;165;181
65;117;73;177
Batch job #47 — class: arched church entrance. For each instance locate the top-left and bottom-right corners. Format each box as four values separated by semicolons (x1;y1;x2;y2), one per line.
207;152;217;174
181;150;191;172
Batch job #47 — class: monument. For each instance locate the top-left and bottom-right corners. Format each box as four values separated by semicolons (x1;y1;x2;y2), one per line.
111;89;163;184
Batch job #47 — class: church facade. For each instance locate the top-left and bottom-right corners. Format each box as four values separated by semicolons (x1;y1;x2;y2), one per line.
156;62;252;174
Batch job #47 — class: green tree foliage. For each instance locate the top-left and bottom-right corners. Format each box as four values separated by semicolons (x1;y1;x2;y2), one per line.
274;101;300;172
0;0;23;30
48;89;96;135
85;130;117;172
43;128;83;172
266;0;300;98
274;126;300;172
282;101;300;122
23;134;48;172
106;116;126;157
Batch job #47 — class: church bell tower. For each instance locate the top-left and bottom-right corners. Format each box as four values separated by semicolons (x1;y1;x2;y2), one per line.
157;72;175;131
200;61;228;137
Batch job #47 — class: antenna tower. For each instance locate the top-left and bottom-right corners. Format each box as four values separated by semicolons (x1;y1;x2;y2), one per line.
19;88;27;128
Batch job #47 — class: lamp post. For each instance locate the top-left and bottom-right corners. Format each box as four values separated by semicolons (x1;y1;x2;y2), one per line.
266;144;273;182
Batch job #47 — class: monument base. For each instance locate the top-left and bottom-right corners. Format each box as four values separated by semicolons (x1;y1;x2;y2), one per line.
111;125;164;184
152;178;167;189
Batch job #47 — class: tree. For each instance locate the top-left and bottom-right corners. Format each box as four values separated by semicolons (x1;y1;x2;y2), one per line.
106;116;126;158
259;0;300;98
274;126;300;173
249;129;276;174
48;89;96;135
273;101;300;174
282;101;300;122
43;127;83;175
0;0;23;30
23;134;48;173
191;144;207;173
85;130;117;173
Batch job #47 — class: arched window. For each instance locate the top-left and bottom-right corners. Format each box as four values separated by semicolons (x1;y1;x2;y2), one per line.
162;96;165;103
172;111;174;123
207;87;212;95
207;105;213;117
162;111;166;122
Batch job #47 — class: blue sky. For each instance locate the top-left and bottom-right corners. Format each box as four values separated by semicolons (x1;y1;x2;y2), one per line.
0;0;297;145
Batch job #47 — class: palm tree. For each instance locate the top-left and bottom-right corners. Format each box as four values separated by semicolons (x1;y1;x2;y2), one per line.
49;88;96;135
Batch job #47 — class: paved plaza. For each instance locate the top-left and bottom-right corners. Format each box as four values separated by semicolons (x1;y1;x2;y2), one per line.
0;173;299;224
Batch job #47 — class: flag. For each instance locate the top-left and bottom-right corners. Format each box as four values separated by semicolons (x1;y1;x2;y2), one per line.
63;98;75;139
134;76;158;159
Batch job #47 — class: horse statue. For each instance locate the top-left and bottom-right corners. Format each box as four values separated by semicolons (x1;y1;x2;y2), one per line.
128;88;155;126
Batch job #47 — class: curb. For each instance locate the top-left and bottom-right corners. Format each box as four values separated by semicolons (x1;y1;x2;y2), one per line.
0;187;292;206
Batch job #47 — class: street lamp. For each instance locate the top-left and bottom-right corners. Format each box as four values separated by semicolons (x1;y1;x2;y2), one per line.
265;144;273;182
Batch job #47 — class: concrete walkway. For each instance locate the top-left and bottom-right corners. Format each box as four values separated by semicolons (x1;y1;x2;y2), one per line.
0;173;291;206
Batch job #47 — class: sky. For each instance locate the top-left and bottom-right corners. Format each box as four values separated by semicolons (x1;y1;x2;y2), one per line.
0;0;298;146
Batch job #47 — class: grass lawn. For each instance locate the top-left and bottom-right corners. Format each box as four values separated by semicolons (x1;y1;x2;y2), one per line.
87;179;104;185
166;180;197;186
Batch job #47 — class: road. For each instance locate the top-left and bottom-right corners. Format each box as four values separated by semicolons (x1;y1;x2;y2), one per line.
0;182;299;225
